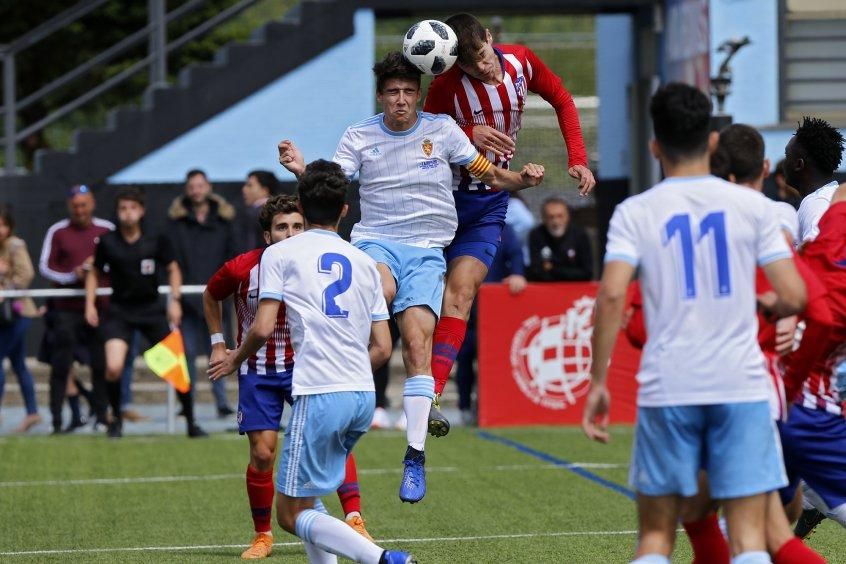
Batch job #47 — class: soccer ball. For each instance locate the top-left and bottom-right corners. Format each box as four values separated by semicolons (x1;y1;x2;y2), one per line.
402;20;458;76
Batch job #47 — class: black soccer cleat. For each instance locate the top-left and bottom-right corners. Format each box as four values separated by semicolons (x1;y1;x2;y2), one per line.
794;508;827;540
107;418;123;439
427;395;450;437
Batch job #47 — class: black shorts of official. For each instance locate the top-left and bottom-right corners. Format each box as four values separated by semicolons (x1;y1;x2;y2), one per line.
102;302;170;345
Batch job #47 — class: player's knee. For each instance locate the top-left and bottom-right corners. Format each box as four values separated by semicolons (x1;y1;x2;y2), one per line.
445;280;478;315
250;443;276;472
105;364;123;381
383;286;396;305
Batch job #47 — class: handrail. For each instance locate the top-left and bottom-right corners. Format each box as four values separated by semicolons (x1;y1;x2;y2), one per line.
2;0;261;174
0;285;207;299
0;0;110;56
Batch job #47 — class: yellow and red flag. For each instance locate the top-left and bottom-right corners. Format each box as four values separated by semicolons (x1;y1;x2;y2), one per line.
143;329;191;393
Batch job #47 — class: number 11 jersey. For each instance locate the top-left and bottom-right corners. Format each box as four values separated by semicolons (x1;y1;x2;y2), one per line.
605;175;793;407
258;229;390;397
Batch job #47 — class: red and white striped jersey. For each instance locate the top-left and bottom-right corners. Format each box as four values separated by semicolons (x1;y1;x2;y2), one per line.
424;44;587;192
206;248;293;376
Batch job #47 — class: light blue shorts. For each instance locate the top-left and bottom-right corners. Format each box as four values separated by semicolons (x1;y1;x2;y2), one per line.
630;401;787;499
276;391;375;498
354;239;446;317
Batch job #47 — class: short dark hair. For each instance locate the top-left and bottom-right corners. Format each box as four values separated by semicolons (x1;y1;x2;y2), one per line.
445;13;487;65
373;51;421;93
185;169;207;183
793;116;844;175
248;170;279;196
0;204;15;233
259;194;300;232
115;186;145;208
716;124;765;184
541;196;569;215
297;159;348;225
709;144;731;180
650;83;712;163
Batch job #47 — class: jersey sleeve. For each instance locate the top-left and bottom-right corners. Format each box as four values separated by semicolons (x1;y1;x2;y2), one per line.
370;265;390;322
206;258;239;301
798;195;829;243
332;128;361;179
757;201;793;265
604;203;641;266
774;202;799;243
258;248;285;302
443;117;492;177
524;47;588;168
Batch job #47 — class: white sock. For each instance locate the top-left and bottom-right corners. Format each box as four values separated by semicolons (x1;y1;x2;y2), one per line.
731;551;771;564
345;511;361;520
296;509;383;564
630;555;670;564
314;498;328;515
303;540;338;564
403;375;434;451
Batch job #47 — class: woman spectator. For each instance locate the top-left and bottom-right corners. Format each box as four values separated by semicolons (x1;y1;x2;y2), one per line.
0;205;41;432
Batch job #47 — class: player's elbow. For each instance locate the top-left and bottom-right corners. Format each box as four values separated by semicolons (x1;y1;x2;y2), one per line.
251;321;274;342
596;283;627;308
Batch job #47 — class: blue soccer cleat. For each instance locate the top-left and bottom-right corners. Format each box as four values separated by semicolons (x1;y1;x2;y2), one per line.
380;550;418;564
399;447;426;503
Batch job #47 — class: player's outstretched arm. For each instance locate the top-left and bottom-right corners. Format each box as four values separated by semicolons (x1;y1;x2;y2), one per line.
278;139;306;178
760;258;807;319
583;260;635;444
369;319;392;371
477;161;545;192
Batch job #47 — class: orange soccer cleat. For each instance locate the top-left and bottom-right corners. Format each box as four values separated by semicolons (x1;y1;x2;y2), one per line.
346;514;374;542
241;532;273;560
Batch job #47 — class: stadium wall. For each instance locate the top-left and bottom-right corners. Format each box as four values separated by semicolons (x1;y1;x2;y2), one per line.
108;9;376;183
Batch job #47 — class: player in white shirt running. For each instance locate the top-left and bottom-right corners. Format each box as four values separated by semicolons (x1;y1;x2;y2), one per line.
209;160;416;564
783;117;844;245
583;83;807;564
278;51;544;504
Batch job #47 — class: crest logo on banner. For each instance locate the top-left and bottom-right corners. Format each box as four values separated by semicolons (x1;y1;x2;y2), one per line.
510;296;595;410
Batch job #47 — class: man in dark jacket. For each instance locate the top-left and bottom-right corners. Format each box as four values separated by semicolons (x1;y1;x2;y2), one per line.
527;197;593;282
239;170;279;252
168;169;236;416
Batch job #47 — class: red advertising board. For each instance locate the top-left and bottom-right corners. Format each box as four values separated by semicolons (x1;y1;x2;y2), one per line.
477;283;641;427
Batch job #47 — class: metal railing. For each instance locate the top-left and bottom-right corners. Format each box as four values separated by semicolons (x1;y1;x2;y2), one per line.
0;0;260;175
0;284;207;299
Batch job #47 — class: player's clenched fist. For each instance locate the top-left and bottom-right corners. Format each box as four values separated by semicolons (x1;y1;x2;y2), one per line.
520;163;544;187
278;140;305;177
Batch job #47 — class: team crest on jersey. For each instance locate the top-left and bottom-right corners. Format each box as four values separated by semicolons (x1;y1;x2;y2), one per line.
422;138;433;157
510;296;594;410
514;75;527;97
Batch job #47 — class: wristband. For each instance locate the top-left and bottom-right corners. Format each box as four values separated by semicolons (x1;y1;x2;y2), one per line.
210;333;225;346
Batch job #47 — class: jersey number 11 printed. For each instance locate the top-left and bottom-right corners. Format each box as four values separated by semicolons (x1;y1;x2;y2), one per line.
664;211;731;299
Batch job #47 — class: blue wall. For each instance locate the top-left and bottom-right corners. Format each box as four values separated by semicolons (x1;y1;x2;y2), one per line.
110;9;376;183
595;14;634;180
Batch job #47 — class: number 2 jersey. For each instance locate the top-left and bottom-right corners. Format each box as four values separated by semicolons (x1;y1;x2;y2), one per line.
258;230;390;397
205;248;293;376
605;175;793;407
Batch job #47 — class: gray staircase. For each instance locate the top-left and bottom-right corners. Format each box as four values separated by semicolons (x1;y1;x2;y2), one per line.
33;0;356;185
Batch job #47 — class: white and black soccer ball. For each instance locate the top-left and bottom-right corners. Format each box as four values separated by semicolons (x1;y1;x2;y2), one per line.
402;20;458;76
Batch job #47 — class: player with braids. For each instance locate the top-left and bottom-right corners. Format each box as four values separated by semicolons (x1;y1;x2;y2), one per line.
783;117;845;244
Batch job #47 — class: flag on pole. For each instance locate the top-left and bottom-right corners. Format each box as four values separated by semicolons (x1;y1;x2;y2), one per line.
143;329;191;393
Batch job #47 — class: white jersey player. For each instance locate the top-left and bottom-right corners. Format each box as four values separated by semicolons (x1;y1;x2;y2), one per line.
208;159;417;564
277;51;544;504
583;84;807;564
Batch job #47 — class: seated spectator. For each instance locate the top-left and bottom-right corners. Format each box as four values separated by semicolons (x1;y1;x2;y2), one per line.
239;170;279;252
527;197;593;282
455;223;527;425
0;204;42;432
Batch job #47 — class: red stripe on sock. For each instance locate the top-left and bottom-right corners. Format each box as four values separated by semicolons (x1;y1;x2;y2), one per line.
246;465;274;533
432;316;467;396
337;454;361;516
682;513;730;564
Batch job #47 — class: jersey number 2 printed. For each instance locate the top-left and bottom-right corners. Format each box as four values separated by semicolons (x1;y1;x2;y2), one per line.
319;253;352;318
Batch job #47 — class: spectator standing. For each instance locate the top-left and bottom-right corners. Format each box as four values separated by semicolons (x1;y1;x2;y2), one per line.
455;223;527;425
239;170;278;252
527;197;593;282
38;185;113;433
0;205;41;432
168;170;236;416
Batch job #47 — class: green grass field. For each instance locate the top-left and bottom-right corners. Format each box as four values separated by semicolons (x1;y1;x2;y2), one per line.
1;426;843;562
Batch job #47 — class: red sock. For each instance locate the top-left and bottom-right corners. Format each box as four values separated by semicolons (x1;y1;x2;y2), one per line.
682;513;730;564
336;453;361;517
432;316;467;396
246;465;274;533
774;537;827;564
